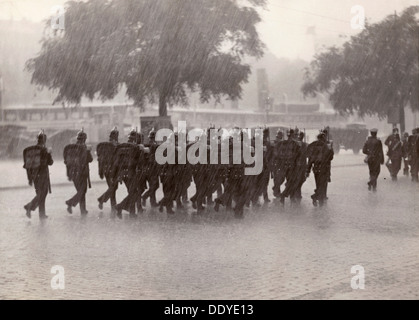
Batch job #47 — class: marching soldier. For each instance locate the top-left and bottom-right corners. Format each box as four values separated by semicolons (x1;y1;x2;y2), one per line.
385;128;403;181
23;130;53;219
141;128;160;208
250;127;272;206
64;129;93;215
408;128;419;182
159;133;178;214
402;132;410;176
362;128;384;192
215;128;248;218
306;131;334;206
291;131;308;203
114;129;144;218
97;127;119;213
278;129;300;205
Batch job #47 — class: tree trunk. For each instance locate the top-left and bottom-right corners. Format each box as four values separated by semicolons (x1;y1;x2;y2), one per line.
159;91;167;117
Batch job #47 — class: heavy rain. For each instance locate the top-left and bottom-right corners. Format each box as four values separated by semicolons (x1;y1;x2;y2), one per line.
0;0;418;301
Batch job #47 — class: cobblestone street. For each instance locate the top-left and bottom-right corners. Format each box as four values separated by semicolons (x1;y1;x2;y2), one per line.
0;155;418;299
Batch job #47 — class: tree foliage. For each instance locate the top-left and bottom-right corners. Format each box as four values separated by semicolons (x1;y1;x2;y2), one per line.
26;0;266;116
302;6;419;118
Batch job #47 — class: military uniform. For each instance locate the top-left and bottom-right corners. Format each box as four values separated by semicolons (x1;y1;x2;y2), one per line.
23;131;53;219
306;133;334;206
385;130;403;180
142;129;161;208
64;130;93;215
408;129;419;182
290;132;308;203
114;130;145;218
362;129;384;191
97;128;119;212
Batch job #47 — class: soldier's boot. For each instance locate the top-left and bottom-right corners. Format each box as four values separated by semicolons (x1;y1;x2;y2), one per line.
234;206;244;219
24;204;31;219
207;195;213;206
97;197;104;210
150;196;159;208
65;200;72;214
279;194;285;206
367;181;372;191
115;205;123;219
39;212;48;219
311;194;318;207
141;196;147;207
176;198;184;210
166;204;175;214
214;198;222;212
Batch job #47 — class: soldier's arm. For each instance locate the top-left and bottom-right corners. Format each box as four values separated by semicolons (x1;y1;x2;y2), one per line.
362;141;368;155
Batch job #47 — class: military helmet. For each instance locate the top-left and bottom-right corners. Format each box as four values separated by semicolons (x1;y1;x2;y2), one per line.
128;128;137;142
276;129;283;138
148;127;156;139
109;127;119;141
77;129;87;141
37;130;47;144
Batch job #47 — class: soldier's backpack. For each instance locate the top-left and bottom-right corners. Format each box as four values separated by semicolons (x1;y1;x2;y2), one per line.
63;144;88;181
308;142;327;164
96;142;117;179
23;145;45;185
278;140;298;163
111;143;139;183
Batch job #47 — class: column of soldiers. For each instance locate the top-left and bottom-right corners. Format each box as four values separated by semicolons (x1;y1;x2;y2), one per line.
23;125;339;219
362;127;419;191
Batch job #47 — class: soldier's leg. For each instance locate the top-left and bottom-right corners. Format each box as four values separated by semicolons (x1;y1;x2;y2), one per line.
98;175;117;210
37;179;49;218
391;157;401;180
79;178;88;214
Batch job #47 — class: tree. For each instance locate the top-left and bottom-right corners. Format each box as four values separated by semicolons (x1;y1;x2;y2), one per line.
302;6;418;126
26;0;266;117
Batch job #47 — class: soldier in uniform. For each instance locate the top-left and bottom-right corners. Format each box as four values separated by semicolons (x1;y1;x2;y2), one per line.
141;128;160;208
291;131;308;203
306;132;334;206
408;128;419;182
114;129;144;218
190;130;208;213
250;127;272;206
362;128;384;191
278;129;300;205
402;132;410;176
385;128;403;180
97;127;119;213
64;129;93;215
158;133;178;214
23;130;53;219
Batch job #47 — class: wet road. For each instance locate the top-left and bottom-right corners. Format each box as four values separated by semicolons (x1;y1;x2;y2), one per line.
0;154;418;299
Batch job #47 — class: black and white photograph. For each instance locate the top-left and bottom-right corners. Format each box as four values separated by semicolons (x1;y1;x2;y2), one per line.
0;0;418;303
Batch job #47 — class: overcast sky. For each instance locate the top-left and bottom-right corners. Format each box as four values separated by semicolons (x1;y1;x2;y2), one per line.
0;0;417;60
